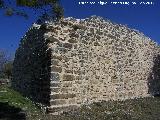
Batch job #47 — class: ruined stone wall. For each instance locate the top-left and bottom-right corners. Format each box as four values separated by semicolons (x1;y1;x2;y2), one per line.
12;16;160;114
12;24;51;105
45;16;160;113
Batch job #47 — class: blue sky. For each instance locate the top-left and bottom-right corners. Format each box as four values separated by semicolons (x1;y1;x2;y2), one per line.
0;0;160;56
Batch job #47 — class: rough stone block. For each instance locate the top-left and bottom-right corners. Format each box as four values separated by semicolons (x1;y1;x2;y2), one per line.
63;74;75;81
51;66;62;73
68;39;78;43
50;99;66;105
47;37;59;43
51;87;60;93
50;93;76;99
51;73;59;81
65;69;73;74
50;83;60;87
52;55;63;61
46;105;79;113
51;60;60;66
63;43;72;49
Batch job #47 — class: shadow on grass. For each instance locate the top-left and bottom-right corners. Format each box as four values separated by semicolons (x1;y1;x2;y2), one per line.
0;102;26;120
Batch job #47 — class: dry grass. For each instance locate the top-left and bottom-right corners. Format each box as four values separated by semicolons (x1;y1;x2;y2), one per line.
1;85;160;120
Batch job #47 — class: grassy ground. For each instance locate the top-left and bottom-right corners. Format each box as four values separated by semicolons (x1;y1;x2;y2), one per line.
1;85;160;120
0;85;43;120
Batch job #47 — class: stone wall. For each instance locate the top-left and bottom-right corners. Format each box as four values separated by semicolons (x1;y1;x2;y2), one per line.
12;24;51;105
12;16;160;114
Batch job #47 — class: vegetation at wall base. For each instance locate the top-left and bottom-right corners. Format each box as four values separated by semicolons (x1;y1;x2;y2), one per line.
0;85;42;120
1;85;160;120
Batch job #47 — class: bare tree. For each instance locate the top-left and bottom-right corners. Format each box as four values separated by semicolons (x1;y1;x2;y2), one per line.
0;49;13;79
0;50;6;73
3;61;13;79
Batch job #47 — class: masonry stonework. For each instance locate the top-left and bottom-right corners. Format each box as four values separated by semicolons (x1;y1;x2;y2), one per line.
12;16;160;114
